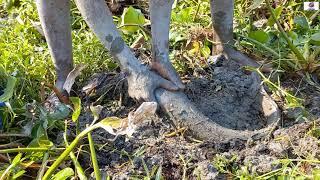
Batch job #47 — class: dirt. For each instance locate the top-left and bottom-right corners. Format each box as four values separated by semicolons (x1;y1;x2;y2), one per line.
76;116;320;179
71;61;320;179
281;76;320;121
185;57;266;130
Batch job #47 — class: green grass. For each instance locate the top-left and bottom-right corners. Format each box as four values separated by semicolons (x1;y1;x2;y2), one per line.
0;0;116;102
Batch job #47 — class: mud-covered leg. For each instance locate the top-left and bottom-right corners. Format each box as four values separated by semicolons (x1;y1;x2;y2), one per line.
75;0;178;101
210;0;261;68
36;0;73;90
210;0;234;54
149;0;184;89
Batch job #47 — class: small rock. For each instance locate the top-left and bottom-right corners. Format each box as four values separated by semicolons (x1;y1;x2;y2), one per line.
268;142;286;157
193;161;219;179
244;155;278;174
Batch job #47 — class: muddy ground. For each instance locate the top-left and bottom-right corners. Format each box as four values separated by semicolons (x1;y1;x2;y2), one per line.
62;56;320;179
185;58;266;130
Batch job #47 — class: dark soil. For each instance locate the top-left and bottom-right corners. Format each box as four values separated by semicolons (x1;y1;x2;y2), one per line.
281;76;320;121
185;59;266;130
73;60;320;179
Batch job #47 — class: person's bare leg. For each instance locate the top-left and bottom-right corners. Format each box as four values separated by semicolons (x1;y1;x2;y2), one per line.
36;0;73;90
149;0;184;89
210;0;234;54
75;0;178;101
210;0;261;68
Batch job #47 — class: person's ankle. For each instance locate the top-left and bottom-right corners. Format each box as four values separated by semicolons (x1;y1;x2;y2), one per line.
55;80;65;92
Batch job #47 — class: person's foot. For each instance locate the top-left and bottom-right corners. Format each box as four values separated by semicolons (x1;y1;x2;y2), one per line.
127;65;179;102
151;61;185;90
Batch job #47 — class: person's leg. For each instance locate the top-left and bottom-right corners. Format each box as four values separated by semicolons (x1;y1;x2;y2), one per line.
210;0;234;55
36;0;73;90
75;0;178;101
149;0;184;89
210;0;263;68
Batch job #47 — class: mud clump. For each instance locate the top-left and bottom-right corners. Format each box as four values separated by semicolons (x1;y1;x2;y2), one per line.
185;59;266;130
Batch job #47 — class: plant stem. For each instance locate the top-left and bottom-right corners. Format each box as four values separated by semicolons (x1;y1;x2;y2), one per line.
36;152;49;180
76;120;80;135
43;124;99;180
193;0;201;22
265;0;305;62
88;131;101;180
0;148;63;153
64;120;87;180
69;151;87;180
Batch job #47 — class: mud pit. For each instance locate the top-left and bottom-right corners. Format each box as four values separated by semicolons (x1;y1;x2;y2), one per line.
185;59;267;130
74;61;319;179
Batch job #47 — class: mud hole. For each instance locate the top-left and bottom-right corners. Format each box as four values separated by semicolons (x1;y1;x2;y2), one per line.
69;60;320;179
185;58;266;130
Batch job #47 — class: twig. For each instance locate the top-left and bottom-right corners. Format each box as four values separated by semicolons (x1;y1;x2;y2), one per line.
0;133;29;138
0;142;23;149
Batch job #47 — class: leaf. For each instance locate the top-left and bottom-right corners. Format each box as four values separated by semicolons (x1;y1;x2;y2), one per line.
313;169;320;180
4;0;16;10
28;136;53;158
12;170;26;179
52;168;74;180
70;97;81;122
121;6;145;34
249;0;265;10
48;103;71;121
12;153;22;164
311;128;320;139
248;30;269;43
0;76;17;102
129;102;157;124
188;41;200;55
288;31;298;40
30;124;46;139
267;6;283;27
294;16;309;30
310;32;320;46
63;64;86;94
90;105;103;122
169;31;187;44
0;65;7;77
172;7;193;23
0;153;22;180
200;46;211;58
179;7;193;23
98;117;122;135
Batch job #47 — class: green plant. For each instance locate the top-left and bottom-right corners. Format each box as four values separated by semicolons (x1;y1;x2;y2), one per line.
236;0;320;74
